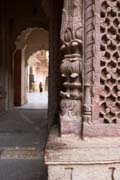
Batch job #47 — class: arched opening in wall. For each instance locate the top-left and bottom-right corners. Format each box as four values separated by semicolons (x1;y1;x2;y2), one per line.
27;50;48;108
13;27;49;109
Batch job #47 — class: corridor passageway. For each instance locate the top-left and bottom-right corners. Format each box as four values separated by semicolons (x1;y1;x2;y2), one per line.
0;0;62;178
0;107;48;179
18;92;48;109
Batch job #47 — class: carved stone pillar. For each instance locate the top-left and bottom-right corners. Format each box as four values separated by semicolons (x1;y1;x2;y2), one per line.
60;0;83;136
45;0;120;179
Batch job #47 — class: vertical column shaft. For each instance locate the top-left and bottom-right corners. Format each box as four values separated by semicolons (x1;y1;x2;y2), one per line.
59;0;83;136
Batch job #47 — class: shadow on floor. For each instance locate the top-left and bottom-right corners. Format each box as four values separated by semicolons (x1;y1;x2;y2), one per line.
0;109;48;180
0;109;48;147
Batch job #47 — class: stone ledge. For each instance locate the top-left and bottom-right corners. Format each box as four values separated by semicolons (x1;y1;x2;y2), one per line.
45;127;120;165
0;147;44;159
83;123;120;137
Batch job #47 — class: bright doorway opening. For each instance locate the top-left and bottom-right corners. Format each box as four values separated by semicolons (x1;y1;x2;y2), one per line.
13;27;49;109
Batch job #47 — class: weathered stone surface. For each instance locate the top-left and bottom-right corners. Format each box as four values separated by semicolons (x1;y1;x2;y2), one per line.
83;0;120;137
45;0;120;179
48;164;120;180
45;128;120;180
45;128;120;164
83;0;94;124
59;0;83;136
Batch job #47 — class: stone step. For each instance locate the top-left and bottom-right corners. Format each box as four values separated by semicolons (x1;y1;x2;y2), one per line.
0;132;47;148
0;147;47;180
0;147;44;159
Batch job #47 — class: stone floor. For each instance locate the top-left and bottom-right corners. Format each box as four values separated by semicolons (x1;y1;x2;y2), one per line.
18;92;48;109
0;159;47;180
0;93;48;179
0;109;48;147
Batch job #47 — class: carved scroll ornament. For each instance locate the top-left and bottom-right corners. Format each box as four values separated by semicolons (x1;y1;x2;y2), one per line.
60;0;83;135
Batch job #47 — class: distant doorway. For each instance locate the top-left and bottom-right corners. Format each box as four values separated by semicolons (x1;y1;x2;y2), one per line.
13;28;49;109
24;50;49;109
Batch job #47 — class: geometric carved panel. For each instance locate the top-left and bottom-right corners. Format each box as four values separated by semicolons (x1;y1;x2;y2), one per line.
100;0;120;124
83;0;120;137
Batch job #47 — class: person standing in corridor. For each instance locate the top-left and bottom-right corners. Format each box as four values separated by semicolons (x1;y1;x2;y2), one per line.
39;82;43;93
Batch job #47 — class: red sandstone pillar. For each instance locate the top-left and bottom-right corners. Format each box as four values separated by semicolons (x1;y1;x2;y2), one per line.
45;0;120;179
59;0;83;136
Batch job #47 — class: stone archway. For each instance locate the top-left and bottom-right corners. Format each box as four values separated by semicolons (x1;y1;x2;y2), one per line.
13;27;49;106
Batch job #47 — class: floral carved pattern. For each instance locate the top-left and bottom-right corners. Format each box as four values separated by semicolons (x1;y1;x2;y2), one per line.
60;0;83;135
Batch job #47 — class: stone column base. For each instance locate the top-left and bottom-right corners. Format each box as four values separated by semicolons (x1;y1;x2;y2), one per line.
45;128;120;180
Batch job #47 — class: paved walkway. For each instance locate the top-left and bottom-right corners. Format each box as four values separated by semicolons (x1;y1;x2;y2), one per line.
19;92;48;109
0;159;47;180
0;109;48;147
0;108;48;179
0;92;48;147
0;92;48;179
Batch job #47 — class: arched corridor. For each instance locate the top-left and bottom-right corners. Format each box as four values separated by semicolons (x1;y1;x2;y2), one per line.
0;27;49;179
14;28;49;108
0;0;62;179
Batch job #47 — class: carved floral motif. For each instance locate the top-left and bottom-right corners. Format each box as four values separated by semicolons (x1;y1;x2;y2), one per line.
60;0;83;135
